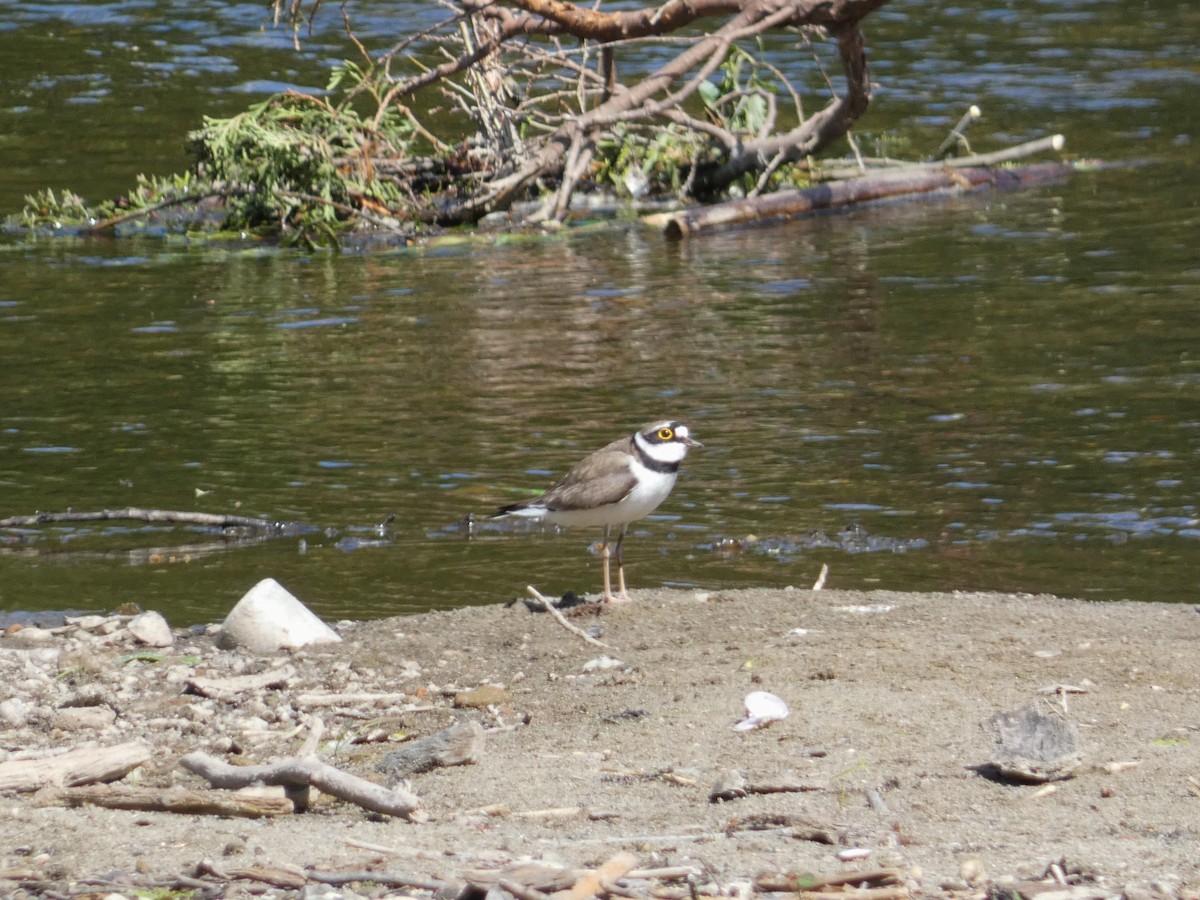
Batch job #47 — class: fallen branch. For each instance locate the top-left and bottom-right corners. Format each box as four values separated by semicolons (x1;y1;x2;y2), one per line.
39;783;294;817
0;507;288;531
0;741;152;793
180;721;421;819
527;585;617;650
811;134;1067;180
185;665;296;699
650;159;1075;237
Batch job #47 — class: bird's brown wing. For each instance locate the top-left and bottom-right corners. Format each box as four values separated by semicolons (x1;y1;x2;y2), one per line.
540;462;638;511
493;435;636;515
539;436;638;511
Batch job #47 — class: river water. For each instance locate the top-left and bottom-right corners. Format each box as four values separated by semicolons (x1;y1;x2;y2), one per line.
0;1;1196;625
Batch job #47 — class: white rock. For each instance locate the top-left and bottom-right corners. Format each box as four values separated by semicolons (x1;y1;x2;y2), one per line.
11;626;53;643
217;578;342;653
582;655;625;672
0;698;29;727
127;611;174;648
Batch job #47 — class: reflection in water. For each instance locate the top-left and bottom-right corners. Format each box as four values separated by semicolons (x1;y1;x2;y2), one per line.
1;0;1198;624
2;184;1197;626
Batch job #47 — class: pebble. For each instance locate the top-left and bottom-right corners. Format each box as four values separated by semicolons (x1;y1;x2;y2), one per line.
582;655;625;672
0;698;29;727
454;685;512;708
126;611;174;648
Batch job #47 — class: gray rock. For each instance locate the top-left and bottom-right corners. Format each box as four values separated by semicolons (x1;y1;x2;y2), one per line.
985;704;1083;782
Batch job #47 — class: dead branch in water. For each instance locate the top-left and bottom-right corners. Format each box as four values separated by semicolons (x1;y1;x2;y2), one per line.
648;157;1075;238
255;0;893;229
0;507;288;531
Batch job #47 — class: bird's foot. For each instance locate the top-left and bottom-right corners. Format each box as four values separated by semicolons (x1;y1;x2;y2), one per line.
602;590;634;605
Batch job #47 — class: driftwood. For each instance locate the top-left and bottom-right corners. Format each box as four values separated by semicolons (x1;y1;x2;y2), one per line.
184;665;296;699
376;719;485;783
651;157;1074;238
754;868;905;891
180;730;421;819
38;783;294;817
0;741;152;793
526;585;615;650
0;507;287;531
709;769;824;802
196;860;308;889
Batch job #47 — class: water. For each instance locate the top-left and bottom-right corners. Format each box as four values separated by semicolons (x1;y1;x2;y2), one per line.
1;1;1197;625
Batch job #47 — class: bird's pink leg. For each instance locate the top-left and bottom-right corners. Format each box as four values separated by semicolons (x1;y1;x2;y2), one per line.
597;524;616;603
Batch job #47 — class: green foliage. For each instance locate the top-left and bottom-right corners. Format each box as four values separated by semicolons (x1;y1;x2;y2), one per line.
593;45;811;201
593;123;708;200
188;64;415;241
698;45;775;137
21;60;418;245
21;188;103;230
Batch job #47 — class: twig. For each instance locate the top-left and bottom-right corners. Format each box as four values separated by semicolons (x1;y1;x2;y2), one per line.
936;104;983;158
526;585;616;650
942;133;1065;167
812;563;829;591
275;189;410;233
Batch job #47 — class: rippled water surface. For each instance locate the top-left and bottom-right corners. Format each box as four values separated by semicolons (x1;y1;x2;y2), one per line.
1;0;1197;624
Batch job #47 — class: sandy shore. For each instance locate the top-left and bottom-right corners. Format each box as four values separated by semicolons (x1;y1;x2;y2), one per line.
1;588;1198;898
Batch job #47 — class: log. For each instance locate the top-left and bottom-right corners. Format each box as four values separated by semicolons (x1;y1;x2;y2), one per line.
184;665;296;699
38;783;294;817
179;751;421;819
0;741;152;793
649;160;1075;238
0;507;286;531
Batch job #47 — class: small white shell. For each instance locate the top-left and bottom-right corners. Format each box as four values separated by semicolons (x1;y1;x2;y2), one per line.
733;691;789;731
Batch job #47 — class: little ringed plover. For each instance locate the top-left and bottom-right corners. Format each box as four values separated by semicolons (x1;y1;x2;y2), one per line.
491;420;701;603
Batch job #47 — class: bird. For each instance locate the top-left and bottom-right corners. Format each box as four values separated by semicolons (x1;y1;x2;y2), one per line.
491;420;701;603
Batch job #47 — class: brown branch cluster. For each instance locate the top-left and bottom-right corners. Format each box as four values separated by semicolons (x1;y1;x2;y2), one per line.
290;0;891;226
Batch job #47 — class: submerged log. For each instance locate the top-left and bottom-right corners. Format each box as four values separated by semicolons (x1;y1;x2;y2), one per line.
650;158;1074;238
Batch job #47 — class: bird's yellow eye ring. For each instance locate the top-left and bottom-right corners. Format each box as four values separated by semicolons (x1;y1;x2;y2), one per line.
657;427;674;441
